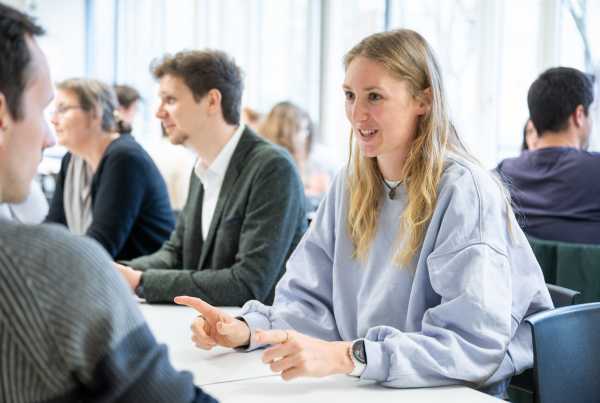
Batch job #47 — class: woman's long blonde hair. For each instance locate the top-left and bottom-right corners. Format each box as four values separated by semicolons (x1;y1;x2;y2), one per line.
345;29;473;266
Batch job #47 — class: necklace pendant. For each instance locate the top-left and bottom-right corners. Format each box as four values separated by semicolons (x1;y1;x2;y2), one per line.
389;188;396;200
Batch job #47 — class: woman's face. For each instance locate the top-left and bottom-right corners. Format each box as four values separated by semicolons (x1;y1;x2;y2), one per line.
343;56;427;162
50;90;95;151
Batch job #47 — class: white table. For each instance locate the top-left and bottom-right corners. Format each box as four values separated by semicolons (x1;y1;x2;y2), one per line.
140;303;272;385
140;304;502;402
204;376;504;403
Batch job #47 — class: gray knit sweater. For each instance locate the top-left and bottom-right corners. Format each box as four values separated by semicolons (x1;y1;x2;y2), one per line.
0;219;216;403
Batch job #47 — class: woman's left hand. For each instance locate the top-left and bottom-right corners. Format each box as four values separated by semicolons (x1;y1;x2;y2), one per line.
255;329;354;380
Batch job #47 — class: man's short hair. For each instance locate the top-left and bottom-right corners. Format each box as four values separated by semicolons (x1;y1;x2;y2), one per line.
150;50;243;125
0;4;45;121
528;67;594;135
114;84;141;109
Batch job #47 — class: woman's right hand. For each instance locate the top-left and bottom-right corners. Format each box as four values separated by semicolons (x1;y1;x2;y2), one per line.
174;296;251;350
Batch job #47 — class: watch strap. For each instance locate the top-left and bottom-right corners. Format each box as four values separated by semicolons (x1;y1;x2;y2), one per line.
348;339;367;377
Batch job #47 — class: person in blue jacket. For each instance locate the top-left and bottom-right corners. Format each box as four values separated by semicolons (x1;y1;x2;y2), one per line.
175;29;552;399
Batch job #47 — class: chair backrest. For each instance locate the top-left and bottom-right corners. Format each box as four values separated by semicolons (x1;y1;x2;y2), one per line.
546;283;580;308
508;284;580;402
526;302;600;403
528;236;600;303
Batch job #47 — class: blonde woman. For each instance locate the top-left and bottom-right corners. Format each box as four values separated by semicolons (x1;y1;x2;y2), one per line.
175;30;552;398
259;101;332;201
47;78;174;260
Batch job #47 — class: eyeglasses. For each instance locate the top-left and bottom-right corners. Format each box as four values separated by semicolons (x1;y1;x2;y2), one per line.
51;104;82;116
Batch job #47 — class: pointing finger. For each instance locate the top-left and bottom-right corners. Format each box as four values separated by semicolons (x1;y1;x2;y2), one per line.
174;296;221;323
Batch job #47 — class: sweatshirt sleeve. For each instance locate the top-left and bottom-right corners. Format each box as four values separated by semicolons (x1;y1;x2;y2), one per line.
360;165;517;388
240;172;343;349
360;242;512;388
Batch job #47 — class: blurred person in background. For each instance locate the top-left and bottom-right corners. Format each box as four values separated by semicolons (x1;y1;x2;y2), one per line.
114;83;141;134
242;106;262;131
521;118;539;152
46;78;175;260
497;67;600;244
259;101;335;210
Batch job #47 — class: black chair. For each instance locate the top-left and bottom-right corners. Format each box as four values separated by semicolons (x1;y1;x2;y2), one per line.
508;284;580;403
546;283;580;307
526;302;600;403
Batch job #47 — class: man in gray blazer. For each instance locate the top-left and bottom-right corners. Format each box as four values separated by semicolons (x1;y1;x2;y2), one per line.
116;50;306;306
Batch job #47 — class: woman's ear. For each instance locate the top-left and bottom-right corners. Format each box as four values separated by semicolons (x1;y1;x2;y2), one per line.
416;87;432;115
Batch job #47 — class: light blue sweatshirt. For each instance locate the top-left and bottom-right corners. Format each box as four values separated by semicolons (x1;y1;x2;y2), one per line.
241;157;552;397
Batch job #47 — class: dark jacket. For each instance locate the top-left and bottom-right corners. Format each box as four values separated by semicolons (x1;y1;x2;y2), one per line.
496;147;600;244
126;127;307;305
46;135;175;260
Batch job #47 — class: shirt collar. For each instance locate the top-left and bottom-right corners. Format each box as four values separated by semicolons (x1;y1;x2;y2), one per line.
194;124;245;183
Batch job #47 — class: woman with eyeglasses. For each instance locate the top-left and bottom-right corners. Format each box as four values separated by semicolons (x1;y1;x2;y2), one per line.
46;78;174;260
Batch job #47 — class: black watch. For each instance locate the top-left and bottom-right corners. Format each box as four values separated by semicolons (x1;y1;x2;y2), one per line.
348;339;367;377
352;339;367;364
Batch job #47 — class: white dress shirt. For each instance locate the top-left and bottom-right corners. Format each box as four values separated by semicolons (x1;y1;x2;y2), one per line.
194;124;245;240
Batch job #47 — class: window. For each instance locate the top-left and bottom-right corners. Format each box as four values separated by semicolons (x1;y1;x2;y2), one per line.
319;0;386;166
28;0;599;172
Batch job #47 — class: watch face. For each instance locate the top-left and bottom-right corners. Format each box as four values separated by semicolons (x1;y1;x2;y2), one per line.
352;340;367;364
